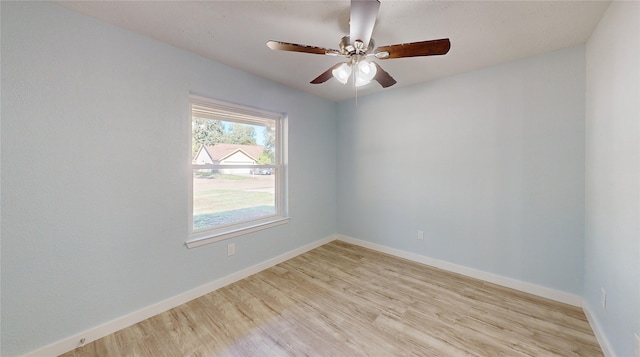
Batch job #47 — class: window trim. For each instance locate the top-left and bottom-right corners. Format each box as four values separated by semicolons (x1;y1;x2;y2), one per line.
186;95;288;248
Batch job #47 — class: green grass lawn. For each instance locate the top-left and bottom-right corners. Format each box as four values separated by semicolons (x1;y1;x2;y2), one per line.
193;189;275;230
194;206;275;229
195;172;250;180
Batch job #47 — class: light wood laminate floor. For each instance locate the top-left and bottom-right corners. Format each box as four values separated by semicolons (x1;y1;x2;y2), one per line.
61;241;602;356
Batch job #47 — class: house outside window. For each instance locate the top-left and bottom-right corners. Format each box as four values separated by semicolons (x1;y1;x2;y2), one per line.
187;95;288;248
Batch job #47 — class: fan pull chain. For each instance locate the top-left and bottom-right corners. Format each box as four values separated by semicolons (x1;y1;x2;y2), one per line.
354;74;358;107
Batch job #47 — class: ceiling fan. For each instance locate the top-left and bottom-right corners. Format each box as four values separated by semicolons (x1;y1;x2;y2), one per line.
266;0;451;89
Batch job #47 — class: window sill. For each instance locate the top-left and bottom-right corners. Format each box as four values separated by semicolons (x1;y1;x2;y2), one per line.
185;217;290;249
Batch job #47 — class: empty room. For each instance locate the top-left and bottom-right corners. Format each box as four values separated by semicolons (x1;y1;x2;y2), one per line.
1;1;638;356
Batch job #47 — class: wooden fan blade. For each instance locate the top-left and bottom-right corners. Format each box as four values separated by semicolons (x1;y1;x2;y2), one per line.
350;0;380;48
372;62;396;88
310;63;343;84
376;38;451;59
267;40;339;56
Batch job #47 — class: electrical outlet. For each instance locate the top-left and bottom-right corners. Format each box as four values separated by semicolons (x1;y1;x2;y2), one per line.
227;243;235;256
418;230;424;240
633;332;640;357
600;287;606;309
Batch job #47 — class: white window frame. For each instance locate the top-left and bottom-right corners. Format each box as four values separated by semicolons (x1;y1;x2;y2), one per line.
186;95;288;248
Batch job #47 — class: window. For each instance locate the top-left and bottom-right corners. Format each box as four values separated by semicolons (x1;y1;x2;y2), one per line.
186;95;288;248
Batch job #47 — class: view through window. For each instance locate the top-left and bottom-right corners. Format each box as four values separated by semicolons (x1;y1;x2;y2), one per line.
189;96;287;246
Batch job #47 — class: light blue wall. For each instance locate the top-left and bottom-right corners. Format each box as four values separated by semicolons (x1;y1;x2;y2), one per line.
337;46;586;295
0;2;337;356
585;1;640;356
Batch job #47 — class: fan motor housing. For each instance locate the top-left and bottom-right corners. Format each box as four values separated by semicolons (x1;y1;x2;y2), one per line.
339;35;375;56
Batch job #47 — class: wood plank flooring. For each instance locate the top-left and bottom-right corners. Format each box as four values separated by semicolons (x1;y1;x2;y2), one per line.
60;241;603;356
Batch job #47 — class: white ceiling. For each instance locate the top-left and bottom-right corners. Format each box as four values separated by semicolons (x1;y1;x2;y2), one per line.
56;1;610;102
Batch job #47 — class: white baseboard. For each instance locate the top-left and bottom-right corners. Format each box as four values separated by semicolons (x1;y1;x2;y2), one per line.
582;301;615;357
336;234;583;307
22;235;337;357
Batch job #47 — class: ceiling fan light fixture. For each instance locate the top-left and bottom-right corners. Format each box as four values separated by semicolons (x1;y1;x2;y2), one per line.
332;62;352;84
355;60;377;87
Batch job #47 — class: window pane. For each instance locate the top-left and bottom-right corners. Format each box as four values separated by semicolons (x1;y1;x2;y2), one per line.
192;169;276;231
